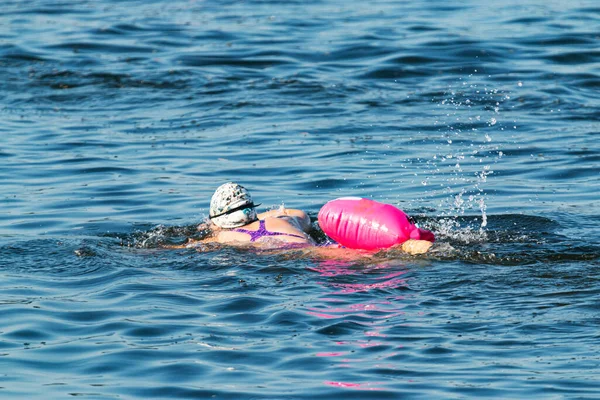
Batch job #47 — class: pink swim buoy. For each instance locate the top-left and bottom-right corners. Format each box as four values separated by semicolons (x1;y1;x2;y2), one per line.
318;197;435;250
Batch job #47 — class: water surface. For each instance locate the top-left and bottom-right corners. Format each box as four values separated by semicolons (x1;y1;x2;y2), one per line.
1;0;599;398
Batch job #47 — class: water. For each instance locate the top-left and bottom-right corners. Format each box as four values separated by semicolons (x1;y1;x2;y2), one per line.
1;0;599;398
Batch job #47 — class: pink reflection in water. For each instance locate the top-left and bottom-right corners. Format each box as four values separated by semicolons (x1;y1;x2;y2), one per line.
307;259;360;277
306;302;381;315
329;276;408;294
306;311;337;319
324;381;383;390
316;351;347;357
307;259;413;391
307;310;404;320
306;300;405;320
326;381;361;388
312;259;410;294
365;331;387;337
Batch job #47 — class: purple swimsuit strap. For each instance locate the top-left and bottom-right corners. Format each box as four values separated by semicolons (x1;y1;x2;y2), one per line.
233;220;305;242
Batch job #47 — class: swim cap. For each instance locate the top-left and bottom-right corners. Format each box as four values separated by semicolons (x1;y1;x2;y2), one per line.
209;182;259;228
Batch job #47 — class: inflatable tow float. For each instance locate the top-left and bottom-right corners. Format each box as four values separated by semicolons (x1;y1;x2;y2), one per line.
318;197;435;251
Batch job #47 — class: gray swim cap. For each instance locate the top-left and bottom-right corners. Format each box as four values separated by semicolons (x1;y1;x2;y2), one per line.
209;182;259;228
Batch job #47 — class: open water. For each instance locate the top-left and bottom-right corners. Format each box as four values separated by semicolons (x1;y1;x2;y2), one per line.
1;0;599;398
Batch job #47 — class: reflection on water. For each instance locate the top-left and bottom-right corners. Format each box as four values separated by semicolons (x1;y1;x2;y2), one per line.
307;259;412;392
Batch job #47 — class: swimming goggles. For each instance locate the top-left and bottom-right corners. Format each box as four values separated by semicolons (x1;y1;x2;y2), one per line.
209;202;261;219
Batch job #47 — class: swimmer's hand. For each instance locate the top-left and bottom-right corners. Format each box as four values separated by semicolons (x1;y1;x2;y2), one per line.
401;239;433;255
197;222;211;232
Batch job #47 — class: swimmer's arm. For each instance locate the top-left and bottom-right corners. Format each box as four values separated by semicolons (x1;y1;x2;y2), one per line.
399;240;433;255
162;243;187;249
311;241;431;257
162;236;218;249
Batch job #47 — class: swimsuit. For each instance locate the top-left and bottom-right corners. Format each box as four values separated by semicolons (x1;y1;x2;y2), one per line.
232;220;306;242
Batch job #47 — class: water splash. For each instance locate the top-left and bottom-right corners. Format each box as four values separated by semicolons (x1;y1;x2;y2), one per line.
423;75;512;238
125;223;209;249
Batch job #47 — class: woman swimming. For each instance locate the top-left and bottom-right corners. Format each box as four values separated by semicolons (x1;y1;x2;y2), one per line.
177;182;315;248
171;182;432;254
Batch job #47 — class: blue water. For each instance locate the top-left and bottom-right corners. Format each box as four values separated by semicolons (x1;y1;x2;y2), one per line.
1;0;599;398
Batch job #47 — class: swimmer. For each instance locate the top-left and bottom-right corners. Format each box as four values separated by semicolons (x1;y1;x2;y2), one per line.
169;182;432;255
173;182;315;248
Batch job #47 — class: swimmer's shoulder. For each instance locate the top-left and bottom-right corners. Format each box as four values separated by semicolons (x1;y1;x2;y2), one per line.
257;208;310;232
258;208;307;219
